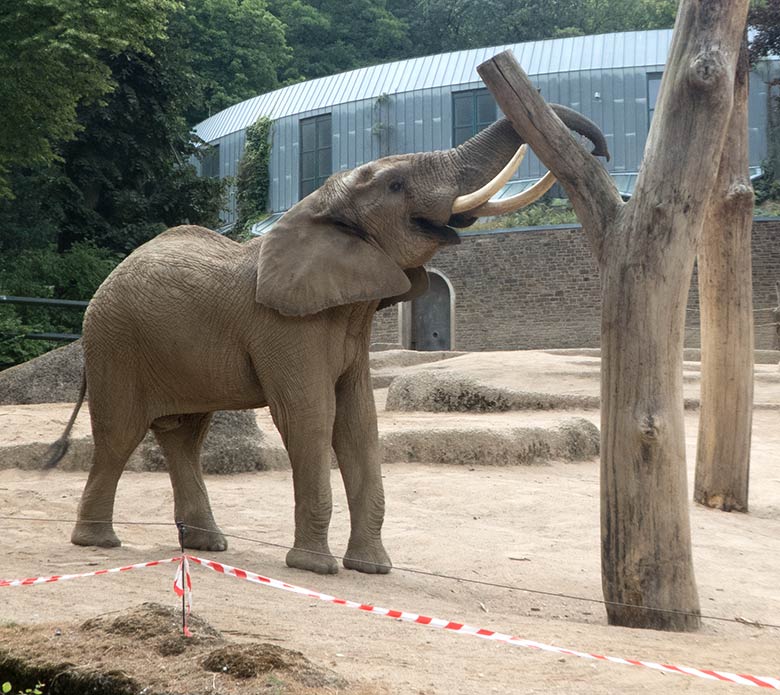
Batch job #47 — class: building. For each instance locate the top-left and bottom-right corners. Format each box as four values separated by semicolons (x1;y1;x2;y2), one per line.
193;28;775;228
193;30;779;352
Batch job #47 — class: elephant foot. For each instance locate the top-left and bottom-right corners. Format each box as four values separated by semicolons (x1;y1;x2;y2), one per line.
71;522;121;548
286;546;338;575
343;540;392;574
179;523;228;552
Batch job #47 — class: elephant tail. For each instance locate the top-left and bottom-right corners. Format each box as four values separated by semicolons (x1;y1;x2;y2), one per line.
43;371;87;469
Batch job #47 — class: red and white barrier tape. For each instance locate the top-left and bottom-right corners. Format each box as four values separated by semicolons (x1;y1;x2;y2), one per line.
187;555;780;690
3;554;779;689
0;557;180;587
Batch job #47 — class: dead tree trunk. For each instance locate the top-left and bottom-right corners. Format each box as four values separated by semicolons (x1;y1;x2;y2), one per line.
478;0;750;631
694;38;754;513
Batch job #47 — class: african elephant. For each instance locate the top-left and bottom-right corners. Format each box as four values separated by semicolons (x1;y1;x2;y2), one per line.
47;107;608;575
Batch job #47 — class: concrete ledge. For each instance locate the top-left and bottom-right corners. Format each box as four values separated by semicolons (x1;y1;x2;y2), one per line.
381;417;599;466
386;371;600;412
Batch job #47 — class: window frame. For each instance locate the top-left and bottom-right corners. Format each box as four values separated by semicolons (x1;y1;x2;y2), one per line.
452;88;497;147
299;113;333;198
647;72;663;127
201;143;220;179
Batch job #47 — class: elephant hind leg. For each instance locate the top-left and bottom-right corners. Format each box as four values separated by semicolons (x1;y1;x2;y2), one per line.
72;416;149;548
152;412;227;552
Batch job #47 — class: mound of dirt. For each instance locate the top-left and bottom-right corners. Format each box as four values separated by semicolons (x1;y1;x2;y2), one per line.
0;340;84;405
381;418;599;466
0;602;352;695
386;371;600;412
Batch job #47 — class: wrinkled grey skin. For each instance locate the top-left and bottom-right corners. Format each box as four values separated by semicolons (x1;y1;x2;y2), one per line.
47;108;608;575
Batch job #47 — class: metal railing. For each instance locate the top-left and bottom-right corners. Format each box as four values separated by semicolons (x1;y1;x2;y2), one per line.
0;294;87;342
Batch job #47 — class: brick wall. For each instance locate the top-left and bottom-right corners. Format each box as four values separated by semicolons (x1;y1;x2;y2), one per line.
748;219;780;350
372;219;780;351
371;306;400;345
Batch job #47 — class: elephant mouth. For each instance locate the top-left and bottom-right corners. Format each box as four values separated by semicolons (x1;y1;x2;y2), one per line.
413;217;462;245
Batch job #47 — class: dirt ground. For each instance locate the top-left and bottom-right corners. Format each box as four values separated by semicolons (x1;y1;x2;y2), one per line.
1;350;779;693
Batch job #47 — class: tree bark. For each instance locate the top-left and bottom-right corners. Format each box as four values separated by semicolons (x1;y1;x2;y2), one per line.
478;0;750;631
694;38;754;513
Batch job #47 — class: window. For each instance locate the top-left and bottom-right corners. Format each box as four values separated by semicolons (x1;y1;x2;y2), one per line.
300;114;332;197
647;72;663;125
452;89;497;146
201;144;220;179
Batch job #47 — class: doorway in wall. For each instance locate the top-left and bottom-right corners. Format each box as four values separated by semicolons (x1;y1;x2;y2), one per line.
410;271;453;350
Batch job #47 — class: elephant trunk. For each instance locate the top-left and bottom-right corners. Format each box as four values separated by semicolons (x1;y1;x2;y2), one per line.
452;118;526;198
451;104;610;200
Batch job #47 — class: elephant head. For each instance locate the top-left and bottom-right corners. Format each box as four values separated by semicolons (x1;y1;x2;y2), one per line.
256;105;608;316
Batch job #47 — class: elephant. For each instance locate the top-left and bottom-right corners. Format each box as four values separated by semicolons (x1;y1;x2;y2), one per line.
46;106;608;575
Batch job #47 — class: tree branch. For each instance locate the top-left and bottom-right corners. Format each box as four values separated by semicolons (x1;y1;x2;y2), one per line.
477;50;622;261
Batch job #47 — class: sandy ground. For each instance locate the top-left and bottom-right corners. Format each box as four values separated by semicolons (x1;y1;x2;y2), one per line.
0;350;779;693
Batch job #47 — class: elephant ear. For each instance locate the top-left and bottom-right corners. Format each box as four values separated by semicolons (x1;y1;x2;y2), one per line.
377;267;429;310
255;217;412;316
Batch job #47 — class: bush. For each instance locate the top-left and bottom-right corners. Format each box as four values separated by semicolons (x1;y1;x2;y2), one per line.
0;242;121;368
469;197;579;231
235;116;273;234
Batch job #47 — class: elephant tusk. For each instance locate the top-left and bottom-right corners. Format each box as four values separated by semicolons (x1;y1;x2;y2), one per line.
451;144;527;214
465;170;557;217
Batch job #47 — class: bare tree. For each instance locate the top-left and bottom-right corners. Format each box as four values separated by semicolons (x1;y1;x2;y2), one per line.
478;0;750;630
694;37;754;513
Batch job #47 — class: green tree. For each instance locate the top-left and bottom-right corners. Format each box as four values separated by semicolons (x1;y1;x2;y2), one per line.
0;242;121;366
387;0;676;57
271;0;410;79
0;0;177;196
749;0;780;202
236;117;274;232
579;0;676;34
748;0;780;61
53;45;226;253
169;0;290;123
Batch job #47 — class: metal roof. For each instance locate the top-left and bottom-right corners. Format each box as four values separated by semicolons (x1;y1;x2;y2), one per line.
194;29;674;142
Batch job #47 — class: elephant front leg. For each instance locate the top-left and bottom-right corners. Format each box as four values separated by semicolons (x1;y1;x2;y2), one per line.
333;367;391;574
271;398;339;575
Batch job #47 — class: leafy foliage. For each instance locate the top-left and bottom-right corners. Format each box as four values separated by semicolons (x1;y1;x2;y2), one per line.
469;197;578;232
2;683;44;695
387;0;675;57
753;161;780;204
2;43;227;256
0;242;121;365
271;0;410;80
0;0;177;197
170;0;290;123
748;0;780;63
236;117;274;232
749;0;780;203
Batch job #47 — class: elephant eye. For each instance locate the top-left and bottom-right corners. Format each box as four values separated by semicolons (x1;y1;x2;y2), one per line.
389;179;404;193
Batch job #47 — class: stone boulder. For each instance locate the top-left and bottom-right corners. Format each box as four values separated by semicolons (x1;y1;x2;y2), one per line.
0;340;84;405
0;343;288;472
381;418;600;466
139;410;288;473
386;370;600;412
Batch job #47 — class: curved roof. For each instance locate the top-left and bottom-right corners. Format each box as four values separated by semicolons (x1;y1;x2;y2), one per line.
194;29;674;143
